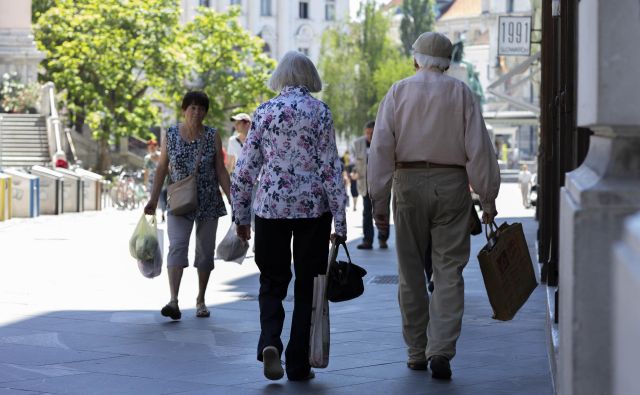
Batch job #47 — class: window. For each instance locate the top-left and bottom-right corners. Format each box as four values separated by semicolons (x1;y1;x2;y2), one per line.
298;47;309;56
507;0;514;13
261;0;272;16
299;1;309;19
230;0;241;5
325;1;335;21
199;0;210;6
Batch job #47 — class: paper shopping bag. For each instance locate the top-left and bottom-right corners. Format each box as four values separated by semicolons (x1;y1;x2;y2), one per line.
477;222;538;321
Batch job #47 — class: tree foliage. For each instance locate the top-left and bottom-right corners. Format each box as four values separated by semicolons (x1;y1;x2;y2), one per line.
319;1;403;137
32;0;56;24
400;0;435;56
182;8;276;128
34;1;274;170
372;56;415;105
35;0;182;169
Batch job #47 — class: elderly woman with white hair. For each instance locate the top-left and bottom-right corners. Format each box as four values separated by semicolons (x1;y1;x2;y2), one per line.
231;51;347;382
367;32;500;380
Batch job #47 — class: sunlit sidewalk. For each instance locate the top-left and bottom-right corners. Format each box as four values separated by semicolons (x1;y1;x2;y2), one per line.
0;184;551;394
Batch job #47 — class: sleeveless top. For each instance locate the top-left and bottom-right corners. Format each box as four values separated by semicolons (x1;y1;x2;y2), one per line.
167;124;227;221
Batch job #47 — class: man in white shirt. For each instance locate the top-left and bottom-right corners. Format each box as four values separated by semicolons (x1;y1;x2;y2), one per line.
368;32;500;380
226;112;251;173
518;164;533;208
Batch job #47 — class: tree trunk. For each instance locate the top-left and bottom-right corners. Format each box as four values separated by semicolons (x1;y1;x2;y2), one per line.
97;135;111;173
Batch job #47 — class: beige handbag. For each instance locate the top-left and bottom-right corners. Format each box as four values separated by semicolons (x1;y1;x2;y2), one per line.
167;133;205;216
309;243;332;368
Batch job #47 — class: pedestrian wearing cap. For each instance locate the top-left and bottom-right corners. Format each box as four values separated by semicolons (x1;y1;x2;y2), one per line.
227;113;251;173
231;51;347;382
367;32;500;379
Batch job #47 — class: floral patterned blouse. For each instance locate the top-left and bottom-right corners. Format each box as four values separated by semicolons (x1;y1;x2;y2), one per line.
167;124;227;221
231;86;347;236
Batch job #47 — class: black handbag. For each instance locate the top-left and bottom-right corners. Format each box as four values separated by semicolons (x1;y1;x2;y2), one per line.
327;241;367;303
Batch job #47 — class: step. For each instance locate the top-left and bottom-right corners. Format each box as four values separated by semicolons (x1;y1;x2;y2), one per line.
1;124;47;130
2;146;49;152
0;125;47;131
0;130;48;138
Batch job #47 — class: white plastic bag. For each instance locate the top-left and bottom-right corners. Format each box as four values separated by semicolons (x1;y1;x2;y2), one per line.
137;227;164;279
216;223;249;264
309;246;332;368
129;214;158;261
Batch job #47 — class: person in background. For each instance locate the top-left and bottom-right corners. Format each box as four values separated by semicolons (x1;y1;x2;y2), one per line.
226;113;251;174
231;51;347;382
144;91;231;321
343;151;359;211
368;32;500;380
351;121;389;249
518;164;533;208
143;139;167;221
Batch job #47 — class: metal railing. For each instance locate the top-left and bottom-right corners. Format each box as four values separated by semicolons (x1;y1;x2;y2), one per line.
41;82;64;166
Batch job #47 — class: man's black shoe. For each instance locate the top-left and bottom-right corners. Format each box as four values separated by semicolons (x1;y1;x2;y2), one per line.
357;242;373;250
429;355;452;380
288;369;315;381
379;240;388;249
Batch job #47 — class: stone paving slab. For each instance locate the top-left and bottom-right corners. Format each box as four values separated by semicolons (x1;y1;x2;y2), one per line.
0;184;552;394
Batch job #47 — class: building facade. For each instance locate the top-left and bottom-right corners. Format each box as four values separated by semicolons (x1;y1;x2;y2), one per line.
434;0;538;164
181;0;351;63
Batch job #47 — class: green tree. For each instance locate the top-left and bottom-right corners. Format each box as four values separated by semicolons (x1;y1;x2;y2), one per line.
35;0;184;171
318;25;363;137
319;1;399;138
181;8;276;129
400;0;435;56
371;56;415;111
32;0;56;24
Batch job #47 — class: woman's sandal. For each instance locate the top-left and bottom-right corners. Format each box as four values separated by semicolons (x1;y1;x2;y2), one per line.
196;302;210;318
161;303;181;320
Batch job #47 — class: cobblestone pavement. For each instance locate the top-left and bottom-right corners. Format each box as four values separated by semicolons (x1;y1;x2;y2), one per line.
0;183;552;394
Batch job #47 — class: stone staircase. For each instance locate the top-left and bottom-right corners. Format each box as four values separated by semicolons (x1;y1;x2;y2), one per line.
0;113;50;169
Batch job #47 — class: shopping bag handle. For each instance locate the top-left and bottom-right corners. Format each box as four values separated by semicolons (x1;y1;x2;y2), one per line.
483;221;499;243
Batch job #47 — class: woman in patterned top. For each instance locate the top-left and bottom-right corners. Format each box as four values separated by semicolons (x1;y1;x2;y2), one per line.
145;91;230;321
231;51;347;382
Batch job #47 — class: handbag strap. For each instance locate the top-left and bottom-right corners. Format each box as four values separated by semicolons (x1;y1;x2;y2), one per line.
329;240;353;269
192;128;206;178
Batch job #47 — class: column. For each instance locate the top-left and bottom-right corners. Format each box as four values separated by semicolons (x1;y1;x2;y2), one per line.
0;0;44;83
276;0;291;59
613;213;640;395
558;1;640;394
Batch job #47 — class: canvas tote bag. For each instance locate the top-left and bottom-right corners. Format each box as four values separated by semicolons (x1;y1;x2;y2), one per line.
309;243;333;368
167;133;205;216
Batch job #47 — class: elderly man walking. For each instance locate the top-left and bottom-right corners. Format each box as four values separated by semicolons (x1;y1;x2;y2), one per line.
368;32;500;380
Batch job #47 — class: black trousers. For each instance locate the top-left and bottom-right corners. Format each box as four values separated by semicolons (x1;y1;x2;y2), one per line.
363;194;389;243
254;213;332;379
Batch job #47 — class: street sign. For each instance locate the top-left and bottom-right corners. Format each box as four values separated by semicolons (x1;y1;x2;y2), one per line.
498;16;532;56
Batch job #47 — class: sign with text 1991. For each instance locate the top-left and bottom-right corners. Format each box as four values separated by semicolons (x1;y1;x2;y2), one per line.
498;16;532;56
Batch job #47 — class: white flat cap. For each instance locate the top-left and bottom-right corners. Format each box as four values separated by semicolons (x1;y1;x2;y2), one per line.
412;32;453;59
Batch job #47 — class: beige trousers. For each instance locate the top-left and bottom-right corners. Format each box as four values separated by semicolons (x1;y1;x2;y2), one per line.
393;168;471;361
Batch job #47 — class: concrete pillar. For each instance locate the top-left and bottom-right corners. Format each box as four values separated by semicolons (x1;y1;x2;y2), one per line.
276;0;290;59
558;1;640;394
613;213;640;395
0;0;43;84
